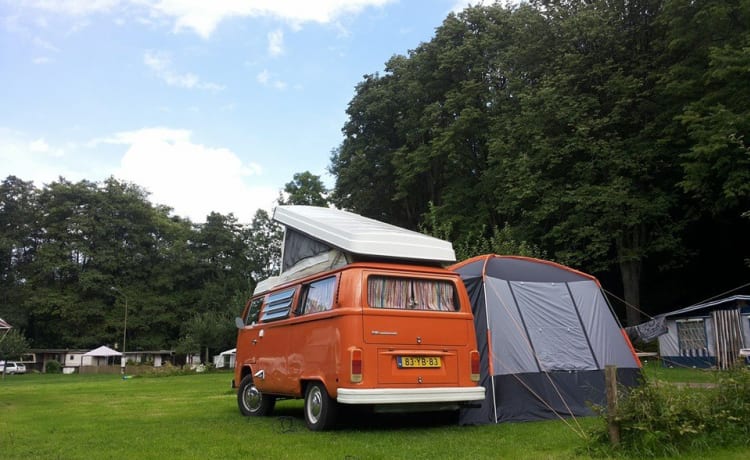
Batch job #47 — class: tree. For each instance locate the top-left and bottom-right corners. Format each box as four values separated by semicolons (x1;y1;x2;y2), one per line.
279;171;329;207
0;329;30;378
0;176;39;331
658;0;750;213
330;2;697;325
245;209;282;284
180;310;234;364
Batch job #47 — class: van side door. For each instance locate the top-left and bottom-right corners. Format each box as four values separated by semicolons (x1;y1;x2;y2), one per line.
254;287;296;395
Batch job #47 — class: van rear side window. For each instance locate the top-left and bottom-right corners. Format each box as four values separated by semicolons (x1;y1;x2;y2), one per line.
367;276;458;311
261;288;296;322
299;276;337;315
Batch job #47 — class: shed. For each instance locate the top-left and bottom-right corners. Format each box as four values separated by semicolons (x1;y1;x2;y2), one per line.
655;295;750;369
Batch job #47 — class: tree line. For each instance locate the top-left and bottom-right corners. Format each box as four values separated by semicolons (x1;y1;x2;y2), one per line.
0;175;290;358
329;0;750;325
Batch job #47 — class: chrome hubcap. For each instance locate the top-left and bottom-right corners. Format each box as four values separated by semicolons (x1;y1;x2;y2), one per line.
307;387;323;423
244;386;262;412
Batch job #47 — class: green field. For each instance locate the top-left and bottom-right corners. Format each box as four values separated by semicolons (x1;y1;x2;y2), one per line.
0;368;747;459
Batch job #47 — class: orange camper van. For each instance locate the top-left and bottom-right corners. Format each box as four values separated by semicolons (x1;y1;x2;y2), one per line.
233;206;484;430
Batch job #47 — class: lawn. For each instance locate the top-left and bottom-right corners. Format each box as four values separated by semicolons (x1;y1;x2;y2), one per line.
0;368;747;459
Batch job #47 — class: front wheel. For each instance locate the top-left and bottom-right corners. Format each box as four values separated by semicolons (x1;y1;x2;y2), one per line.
304;382;338;431
237;374;275;416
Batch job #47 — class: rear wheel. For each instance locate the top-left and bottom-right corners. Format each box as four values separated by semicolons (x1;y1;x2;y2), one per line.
304;382;338;431
237;374;275;416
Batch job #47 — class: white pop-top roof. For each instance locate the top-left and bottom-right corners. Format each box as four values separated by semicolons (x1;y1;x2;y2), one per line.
274;205;456;263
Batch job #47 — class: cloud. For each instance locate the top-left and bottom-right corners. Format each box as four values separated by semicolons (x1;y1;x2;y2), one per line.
102;127;277;222
0;128;78;184
29;138;50;152
143;51;224;91
22;0;396;38
268;29;284;57
24;0;122;16
32;56;53;64
256;69;287;90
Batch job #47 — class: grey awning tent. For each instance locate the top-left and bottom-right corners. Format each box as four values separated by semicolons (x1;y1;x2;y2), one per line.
450;255;642;424
652;295;750;369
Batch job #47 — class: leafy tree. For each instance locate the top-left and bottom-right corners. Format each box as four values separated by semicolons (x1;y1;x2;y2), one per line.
0;176;39;330
329;69;409;225
279;171;329;207
0;329;30;378
658;0;750;213
330;2;703;325
245;209;282;284
509;0;684;325
180;310;234;364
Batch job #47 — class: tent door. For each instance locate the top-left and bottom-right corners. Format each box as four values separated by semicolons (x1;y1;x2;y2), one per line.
712;309;744;370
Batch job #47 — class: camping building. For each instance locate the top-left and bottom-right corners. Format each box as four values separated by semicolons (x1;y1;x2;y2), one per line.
655;295;750;369
214;348;236;369
450;254;642;424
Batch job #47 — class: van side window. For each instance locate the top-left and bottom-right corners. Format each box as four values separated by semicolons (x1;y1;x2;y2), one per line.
299;277;337;315
245;297;263;325
368;276;458;311
261;288;296;322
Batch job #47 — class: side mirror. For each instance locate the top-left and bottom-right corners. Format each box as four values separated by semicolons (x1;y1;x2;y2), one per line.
235;317;245;329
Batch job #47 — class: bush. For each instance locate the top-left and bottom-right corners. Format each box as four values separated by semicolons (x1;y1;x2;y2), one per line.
45;360;62;374
585;367;750;457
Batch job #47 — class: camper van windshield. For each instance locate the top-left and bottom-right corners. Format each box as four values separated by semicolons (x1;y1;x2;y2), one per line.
367;276;457;312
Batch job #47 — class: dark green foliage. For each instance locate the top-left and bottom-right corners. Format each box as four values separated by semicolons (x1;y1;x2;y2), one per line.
0;329;30;362
330;0;750;324
279;171;329;207
44;360;62;374
586;367;750;457
0;175;282;351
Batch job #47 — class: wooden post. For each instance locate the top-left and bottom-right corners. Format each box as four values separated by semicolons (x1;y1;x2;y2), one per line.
605;365;620;447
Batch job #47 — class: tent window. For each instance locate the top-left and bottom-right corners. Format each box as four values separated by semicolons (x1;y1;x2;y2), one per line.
299;277;337;315
367;276;457;311
676;318;707;354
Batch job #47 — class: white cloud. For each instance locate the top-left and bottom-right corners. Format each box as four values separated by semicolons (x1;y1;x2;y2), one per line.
23;0;396;38
0;129;78;184
25;0;122;16
102;127;276;222
29;138;50;152
32;56;53;64
256;69;287;90
267;29;284;57
143;51;224;91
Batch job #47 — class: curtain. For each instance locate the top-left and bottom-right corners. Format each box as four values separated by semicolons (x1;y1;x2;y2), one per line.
368;276;456;311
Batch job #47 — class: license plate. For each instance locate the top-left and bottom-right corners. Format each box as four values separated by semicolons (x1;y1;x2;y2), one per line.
397;356;442;368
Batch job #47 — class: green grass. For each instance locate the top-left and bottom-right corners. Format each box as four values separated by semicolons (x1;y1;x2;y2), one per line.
640;359;724;384
0;370;748;459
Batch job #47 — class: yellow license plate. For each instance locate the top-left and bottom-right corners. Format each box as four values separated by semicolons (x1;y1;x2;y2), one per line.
397;356;442;368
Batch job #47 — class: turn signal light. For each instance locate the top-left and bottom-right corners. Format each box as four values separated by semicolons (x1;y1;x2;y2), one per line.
351;348;362;383
470;350;480;382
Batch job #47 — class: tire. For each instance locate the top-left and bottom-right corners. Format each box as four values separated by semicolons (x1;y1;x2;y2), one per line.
237;374;276;416
304;382;338;431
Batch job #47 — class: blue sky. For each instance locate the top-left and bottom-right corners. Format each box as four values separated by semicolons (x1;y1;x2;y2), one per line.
0;0;480;223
